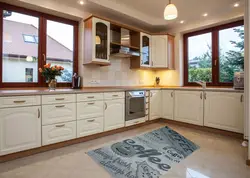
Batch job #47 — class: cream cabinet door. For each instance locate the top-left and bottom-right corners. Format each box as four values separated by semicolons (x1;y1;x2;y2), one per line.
104;99;125;131
151;35;168;68
150;90;162;120
162;90;174;120
204;92;244;133
77;101;104;120
0;106;41;156
174;91;203;126
77;117;104;138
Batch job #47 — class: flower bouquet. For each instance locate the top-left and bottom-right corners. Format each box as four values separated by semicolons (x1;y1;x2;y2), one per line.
39;63;64;90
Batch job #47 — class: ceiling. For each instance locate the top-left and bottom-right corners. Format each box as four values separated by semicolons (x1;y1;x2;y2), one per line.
1;0;245;32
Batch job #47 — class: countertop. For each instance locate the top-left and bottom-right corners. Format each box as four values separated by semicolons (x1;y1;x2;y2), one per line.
0;86;244;97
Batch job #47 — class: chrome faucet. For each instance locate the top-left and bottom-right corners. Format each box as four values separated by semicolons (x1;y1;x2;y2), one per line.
195;81;206;89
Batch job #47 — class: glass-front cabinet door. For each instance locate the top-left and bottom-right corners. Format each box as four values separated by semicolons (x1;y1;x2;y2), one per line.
140;33;151;67
92;18;110;63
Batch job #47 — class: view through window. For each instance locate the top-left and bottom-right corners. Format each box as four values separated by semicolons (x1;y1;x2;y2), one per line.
184;21;244;86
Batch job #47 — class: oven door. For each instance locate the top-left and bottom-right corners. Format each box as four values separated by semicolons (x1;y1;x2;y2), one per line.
126;95;145;121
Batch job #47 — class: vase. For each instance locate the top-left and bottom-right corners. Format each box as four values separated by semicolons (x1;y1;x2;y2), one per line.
48;79;57;90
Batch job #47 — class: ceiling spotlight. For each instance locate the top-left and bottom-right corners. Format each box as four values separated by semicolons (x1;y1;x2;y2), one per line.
78;0;84;5
234;3;239;7
180;20;184;24
203;13;208;17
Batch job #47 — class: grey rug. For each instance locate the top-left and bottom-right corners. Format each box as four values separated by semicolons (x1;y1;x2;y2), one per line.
87;126;199;178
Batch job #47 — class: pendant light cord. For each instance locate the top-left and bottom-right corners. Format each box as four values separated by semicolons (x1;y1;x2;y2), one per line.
169;0;172;4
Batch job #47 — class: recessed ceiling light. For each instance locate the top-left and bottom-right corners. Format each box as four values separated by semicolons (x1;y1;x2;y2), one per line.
180;20;185;24
234;3;239;7
203;13;208;17
78;0;84;5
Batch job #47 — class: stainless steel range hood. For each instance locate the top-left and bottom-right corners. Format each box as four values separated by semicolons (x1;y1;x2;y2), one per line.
110;28;140;58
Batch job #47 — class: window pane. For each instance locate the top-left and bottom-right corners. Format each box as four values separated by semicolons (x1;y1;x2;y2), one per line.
188;33;212;83
46;20;74;83
2;11;39;83
219;26;244;83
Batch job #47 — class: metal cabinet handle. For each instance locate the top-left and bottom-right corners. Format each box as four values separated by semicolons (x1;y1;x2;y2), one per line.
150;92;153;97
14;100;26;104
104;102;107;110
87;96;95;99
204;92;207;100
56;124;65;128
240;95;244;103
55;105;65;108
38;108;40;118
200;92;203;99
55;98;65;101
112;95;119;97
88;102;95;105
171;91;174;98
87;119;95;122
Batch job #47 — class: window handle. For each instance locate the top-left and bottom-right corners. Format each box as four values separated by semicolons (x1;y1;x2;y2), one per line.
214;60;217;66
43;54;46;62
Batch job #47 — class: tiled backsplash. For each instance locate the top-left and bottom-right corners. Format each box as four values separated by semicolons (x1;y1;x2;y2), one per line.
81;57;156;86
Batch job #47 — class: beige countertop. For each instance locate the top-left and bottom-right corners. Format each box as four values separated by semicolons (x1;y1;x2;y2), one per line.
0;86;244;97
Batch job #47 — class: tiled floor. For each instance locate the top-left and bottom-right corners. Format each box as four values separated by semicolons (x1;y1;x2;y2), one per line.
0;122;249;178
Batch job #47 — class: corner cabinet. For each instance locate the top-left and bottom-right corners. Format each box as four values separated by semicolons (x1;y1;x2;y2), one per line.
149;90;162;120
204;92;244;133
162;90;174;120
174;91;203;126
84;17;111;66
0;106;41;156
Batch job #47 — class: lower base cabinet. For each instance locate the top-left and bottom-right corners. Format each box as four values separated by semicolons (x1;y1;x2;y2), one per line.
104;99;125;131
174;91;203;126
149;90;162;120
204;92;244;133
42;121;76;146
0;106;41;156
162;90;174;120
77;117;104;138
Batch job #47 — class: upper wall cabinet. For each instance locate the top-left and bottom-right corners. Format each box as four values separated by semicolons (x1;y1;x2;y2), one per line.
167;35;175;69
140;33;152;67
84;17;111;66
151;35;168;68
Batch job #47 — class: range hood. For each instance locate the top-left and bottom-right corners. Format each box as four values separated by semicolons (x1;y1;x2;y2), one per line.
110;28;140;58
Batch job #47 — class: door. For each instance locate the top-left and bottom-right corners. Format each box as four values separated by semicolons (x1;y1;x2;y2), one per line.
162;90;174;120
92;17;110;62
0;106;41;156
140;33;151;67
150;90;162;120
151;35;168;68
174;91;203;126
204;92;244;133
104;99;125;131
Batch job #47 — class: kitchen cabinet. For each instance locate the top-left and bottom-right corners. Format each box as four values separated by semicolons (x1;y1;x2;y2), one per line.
149;90;162;120
140;33;151;67
104;99;125;131
167;35;175;69
162;90;174;120
204;92;244;133
77;117;104;137
0;106;41;156
151;35;168;68
84;17;111;66
174;91;203;126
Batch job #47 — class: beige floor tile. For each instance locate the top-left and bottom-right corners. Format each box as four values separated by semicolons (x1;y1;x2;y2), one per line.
0;122;249;178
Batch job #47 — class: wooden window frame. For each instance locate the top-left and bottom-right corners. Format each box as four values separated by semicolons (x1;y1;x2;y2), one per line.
184;20;244;87
0;2;78;88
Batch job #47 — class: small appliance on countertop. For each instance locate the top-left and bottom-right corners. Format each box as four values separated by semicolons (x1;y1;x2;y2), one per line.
234;72;244;90
72;73;81;89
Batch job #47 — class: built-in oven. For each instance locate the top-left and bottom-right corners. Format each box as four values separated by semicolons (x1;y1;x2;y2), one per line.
125;91;146;121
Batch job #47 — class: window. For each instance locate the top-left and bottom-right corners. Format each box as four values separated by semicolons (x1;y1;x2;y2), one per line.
0;3;78;87
184;21;244;86
23;34;37;43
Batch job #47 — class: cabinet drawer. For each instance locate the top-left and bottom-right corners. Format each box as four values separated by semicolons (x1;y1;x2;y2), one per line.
104;92;125;100
125;117;146;127
42;103;76;125
77;93;104;102
77;101;103;120
42;94;76;105
0;96;41;108
42;121;76;146
77;117;104;138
